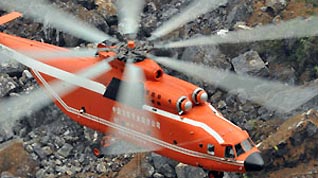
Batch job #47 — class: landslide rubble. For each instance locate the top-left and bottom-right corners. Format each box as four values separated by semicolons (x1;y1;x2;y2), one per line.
250;109;318;178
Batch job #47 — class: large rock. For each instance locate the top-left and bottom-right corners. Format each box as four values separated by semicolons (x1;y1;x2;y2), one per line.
95;0;117;18
0;59;25;78
96;163;107;174
231;50;268;76
181;45;231;70
175;163;207;178
0;74;18;97
268;63;296;85
56;143;73;158
152;153;178;178
226;0;253;27
0;139;37;177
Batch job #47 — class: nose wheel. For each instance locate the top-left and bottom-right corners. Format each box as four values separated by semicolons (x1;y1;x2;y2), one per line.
208;171;224;178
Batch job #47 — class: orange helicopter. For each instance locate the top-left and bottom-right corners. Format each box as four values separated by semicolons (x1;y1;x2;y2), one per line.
0;0;317;177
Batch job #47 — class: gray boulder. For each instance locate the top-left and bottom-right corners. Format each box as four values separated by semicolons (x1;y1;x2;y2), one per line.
141;161;155;177
231;50;268;76
153;172;165;178
152;153;178;178
268;63;296;85
0;74;18;97
175;163;207;178
56;143;73;158
181;45;231;70
226;0;253;27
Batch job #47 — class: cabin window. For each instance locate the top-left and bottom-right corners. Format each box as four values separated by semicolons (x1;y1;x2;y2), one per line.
242;139;252;152
225;146;235;158
235;143;244;157
207;144;215;155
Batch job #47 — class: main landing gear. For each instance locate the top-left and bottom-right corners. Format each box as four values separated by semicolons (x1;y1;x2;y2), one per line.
208;171;224;178
91;135;114;158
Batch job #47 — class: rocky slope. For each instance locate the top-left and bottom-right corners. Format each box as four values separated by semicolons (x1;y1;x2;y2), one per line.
250;109;318;178
1;0;318;178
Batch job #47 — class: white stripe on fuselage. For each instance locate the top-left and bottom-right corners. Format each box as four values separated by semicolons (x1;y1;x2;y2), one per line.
208;104;241;129
33;70;243;166
142;105;224;143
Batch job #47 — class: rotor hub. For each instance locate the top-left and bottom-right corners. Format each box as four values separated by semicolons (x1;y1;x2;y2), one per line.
101;39;153;63
127;40;135;49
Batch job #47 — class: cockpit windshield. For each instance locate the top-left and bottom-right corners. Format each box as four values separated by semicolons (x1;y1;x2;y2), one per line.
225;139;254;158
241;139;253;152
235;143;244;157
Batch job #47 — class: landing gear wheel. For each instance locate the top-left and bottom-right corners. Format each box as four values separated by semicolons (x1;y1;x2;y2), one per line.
208;171;224;178
91;143;104;158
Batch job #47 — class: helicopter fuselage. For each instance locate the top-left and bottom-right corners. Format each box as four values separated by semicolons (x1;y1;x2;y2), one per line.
0;32;264;173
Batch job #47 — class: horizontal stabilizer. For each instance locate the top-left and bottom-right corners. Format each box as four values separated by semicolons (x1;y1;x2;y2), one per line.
0;12;22;25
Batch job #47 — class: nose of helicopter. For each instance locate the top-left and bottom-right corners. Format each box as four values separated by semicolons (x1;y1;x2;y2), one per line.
244;152;264;171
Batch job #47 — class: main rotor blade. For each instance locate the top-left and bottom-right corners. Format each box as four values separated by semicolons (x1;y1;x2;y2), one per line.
21;48;99;59
0;58;112;133
116;0;145;36
149;0;227;41
155;16;318;48
100;139;155;155
117;60;145;107
150;55;318;113
108;60;160;154
0;44;107;95
0;0;116;43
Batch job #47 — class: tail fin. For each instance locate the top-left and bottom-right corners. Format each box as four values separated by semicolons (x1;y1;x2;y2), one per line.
0;12;22;25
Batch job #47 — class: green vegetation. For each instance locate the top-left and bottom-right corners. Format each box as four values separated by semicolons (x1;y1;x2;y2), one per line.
305;0;318;7
253;36;318;82
296;0;318;7
291;37;318;78
295;39;312;63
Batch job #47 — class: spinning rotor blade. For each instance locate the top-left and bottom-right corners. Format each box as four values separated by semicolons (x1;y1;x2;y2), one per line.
155;16;318;48
149;0;228;40
0;44;106;94
108;60;161;154
21;48;100;59
117;60;145;107
100;140;156;155
150;55;318;113
0;0;116;43
116;0;145;36
0;58;112;133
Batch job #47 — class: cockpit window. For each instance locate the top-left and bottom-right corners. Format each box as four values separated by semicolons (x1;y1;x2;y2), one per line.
225;146;235;158
235;143;244;157
207;144;215;155
242;139;252;152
